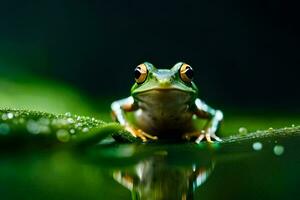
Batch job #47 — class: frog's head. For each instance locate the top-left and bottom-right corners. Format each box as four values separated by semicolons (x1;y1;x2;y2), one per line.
131;62;198;98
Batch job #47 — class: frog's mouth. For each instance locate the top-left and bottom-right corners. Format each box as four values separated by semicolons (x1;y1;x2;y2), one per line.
133;85;197;96
133;88;195;104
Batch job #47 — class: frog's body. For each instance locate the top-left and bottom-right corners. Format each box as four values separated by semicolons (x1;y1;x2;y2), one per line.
134;90;194;138
111;62;223;143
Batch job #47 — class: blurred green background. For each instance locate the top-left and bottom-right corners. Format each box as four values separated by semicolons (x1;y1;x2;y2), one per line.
0;0;299;103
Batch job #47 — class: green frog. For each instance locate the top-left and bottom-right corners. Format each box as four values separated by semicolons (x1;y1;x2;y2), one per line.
111;62;223;143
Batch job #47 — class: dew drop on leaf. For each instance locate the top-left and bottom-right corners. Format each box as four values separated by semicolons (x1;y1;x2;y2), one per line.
7;113;14;119
56;129;70;142
238;127;248;135
252;142;263;151
82;127;89;132
273;145;284;156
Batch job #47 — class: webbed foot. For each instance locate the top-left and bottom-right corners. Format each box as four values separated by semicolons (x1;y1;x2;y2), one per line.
183;129;222;143
125;125;158;142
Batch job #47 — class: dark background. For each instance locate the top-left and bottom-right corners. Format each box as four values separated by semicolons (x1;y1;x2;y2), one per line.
0;0;299;109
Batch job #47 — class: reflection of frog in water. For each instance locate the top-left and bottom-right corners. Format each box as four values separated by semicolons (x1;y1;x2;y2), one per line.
111;62;223;143
113;155;214;200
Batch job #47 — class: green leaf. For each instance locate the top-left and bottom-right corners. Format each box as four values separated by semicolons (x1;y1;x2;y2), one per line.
222;126;300;144
0;108;123;149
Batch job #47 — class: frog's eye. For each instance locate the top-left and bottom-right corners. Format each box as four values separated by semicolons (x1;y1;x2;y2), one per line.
179;63;194;83
134;63;148;84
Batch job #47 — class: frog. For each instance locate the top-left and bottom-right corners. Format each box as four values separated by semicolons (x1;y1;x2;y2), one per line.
111;62;223;143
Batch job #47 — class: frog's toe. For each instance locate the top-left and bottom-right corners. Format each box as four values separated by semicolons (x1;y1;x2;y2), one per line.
125;125;157;142
195;133;213;143
210;134;222;142
138;130;158;141
136;129;158;142
137;132;147;142
194;131;206;143
183;131;210;143
125;125;145;141
195;130;222;144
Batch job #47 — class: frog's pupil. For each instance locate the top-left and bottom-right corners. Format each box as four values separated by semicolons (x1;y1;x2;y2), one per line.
185;67;194;79
134;69;141;79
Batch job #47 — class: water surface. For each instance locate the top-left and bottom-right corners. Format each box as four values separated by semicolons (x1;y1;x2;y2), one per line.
1;134;299;200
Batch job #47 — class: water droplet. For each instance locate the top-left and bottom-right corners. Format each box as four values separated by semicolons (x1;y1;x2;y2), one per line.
64;112;72;117
82;127;89;132
7;113;14;119
26;120;40;134
292;124;295;127
70;129;75;134
273;145;284;156
38;118;50;125
75;123;82;128
56;129;70;142
252;142;263;151
0;123;10;135
1;114;8;120
67;118;74;124
268;127;273;131
238;127;248;135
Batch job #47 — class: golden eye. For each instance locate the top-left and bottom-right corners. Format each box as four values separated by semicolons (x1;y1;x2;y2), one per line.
134;63;148;84
180;63;194;83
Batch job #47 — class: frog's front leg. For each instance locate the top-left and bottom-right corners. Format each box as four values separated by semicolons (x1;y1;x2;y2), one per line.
111;97;158;142
185;98;223;143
